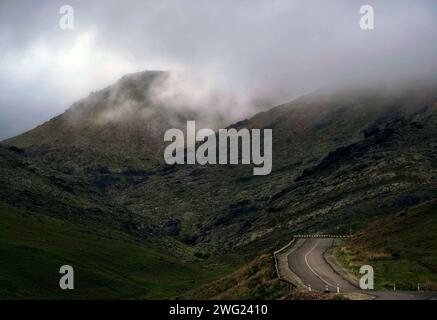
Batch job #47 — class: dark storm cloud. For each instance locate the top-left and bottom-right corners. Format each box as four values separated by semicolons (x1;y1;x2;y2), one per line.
1;0;437;139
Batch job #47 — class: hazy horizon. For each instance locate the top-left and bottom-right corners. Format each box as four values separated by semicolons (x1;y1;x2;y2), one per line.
1;0;437;140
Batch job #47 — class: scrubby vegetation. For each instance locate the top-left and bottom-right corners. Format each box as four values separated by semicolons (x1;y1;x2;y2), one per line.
2;72;437;298
337;200;437;291
180;254;289;300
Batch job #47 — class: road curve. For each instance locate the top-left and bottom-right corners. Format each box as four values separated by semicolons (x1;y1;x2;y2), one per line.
287;238;437;300
288;238;356;293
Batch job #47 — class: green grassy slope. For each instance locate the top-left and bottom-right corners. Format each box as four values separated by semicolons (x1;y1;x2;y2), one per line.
337;200;437;291
180;254;287;300
0;202;242;299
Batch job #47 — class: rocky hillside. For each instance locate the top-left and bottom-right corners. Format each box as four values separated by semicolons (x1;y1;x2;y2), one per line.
4;74;437;253
1;72;437;297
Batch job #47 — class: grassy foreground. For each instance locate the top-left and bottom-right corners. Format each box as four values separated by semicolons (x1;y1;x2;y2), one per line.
336;200;437;291
0;202;242;299
180;254;288;300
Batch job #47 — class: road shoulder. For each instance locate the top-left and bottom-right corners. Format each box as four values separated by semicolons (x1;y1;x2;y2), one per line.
324;243;376;299
276;239;306;289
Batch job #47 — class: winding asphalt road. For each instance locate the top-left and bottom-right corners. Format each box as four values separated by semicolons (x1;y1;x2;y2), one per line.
287;238;437;300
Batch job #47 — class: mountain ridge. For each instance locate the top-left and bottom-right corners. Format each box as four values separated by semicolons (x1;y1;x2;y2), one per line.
1;71;437;297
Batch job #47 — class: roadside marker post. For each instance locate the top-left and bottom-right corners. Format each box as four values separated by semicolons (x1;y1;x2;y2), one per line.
308;284;311;292
337;285;340;293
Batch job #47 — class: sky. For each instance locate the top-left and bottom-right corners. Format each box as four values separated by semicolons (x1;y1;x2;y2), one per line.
1;0;437;139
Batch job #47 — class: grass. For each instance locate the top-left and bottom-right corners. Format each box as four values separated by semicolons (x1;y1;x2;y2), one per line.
336;200;437;291
0;202;243;299
180;254;289;300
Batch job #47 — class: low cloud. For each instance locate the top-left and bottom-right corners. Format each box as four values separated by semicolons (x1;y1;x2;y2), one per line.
148;71;253;128
1;0;437;139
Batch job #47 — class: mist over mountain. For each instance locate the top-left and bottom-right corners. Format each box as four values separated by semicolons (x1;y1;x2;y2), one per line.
2;0;437;140
1;66;437;298
2;0;437;301
4;72;437;241
3;72;239;174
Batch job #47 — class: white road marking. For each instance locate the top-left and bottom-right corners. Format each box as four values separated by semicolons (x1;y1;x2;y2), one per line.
304;239;336;288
